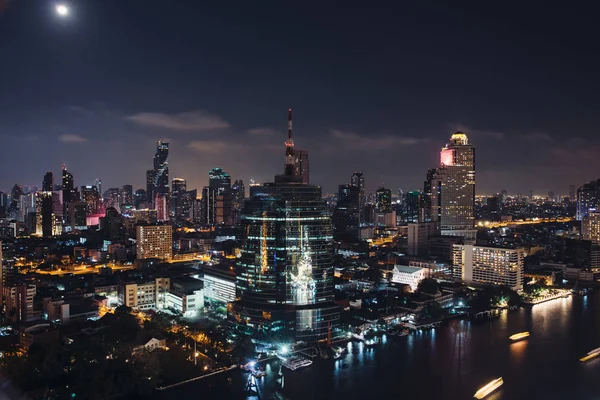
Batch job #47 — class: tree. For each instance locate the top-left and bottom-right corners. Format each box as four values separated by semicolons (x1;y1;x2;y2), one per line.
417;278;440;295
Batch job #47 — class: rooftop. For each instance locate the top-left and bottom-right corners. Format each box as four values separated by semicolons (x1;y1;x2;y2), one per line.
393;265;425;274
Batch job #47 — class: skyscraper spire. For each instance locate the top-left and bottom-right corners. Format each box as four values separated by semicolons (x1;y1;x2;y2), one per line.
284;108;296;176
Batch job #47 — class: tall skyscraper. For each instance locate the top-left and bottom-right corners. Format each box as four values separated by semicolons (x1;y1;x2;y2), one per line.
333;184;360;238
294;149;310;184
122;184;134;205
42;172;53;192
203;167;232;224
422;168;437;222
577;179;600;220
229;109;339;342
136;225;173;260
375;187;392;213
404;191;420;223
146;169;155;204
351;172;365;210
171;178;187;222
153;140;169;198
431;132;476;240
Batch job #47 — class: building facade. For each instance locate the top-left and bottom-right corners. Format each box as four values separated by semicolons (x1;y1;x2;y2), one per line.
431;132;476;240
391;265;428;292
229;109;339;342
136;225;173;260
453;244;524;291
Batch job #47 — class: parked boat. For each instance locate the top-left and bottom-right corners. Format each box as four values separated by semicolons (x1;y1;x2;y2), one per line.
282;357;313;371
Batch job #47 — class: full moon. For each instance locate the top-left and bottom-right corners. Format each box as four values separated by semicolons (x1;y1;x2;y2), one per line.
56;4;69;17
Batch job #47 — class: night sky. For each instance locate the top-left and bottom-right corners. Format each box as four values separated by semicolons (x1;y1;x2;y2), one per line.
1;1;599;195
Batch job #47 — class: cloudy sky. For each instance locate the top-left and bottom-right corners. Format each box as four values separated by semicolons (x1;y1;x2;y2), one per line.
1;1;599;195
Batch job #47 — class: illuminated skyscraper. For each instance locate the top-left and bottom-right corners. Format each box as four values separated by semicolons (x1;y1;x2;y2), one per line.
203;168;231;225
294;149;310;184
171;178;187;222
229;109;339;342
153;140;169;198
577;179;600;220
431;132;476;240
351;172;365;209
146;170;155;204
375;187;392;213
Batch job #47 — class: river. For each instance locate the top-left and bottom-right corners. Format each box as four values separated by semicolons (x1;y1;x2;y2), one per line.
157;292;600;399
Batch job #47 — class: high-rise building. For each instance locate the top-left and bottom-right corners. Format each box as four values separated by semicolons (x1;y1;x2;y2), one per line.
105;188;122;210
231;180;245;210
569;184;576;201
155;193;169;222
122;184;133;205
81;185;101;215
404;191;420;223
351;172;365;210
294;149;309;184
229;109;339;342
35;189;53;238
61;165;78;209
136;225;173;260
146;170;155;204
453;244;524;291
407;222;437;256
375;187;392;213
431;132;476;240
153;140;169;198
333;184;360;239
577;179;600;220
134;189;147;209
582;212;600;243
94;179;102;200
203;168;232;225
42;172;53;192
3;284;37;322
171;178;187;222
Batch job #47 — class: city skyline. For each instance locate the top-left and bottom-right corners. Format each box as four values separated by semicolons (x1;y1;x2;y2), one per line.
2;2;600;194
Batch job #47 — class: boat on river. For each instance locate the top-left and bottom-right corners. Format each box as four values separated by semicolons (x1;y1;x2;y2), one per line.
509;332;530;342
580;347;600;362
473;377;503;399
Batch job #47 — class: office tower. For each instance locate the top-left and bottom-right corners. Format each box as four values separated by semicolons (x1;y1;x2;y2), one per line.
94;179;102;199
188;189;199;221
294;149;310;184
3;284;37;322
333;184;360;239
351;172;365;210
430;132;476;240
67;202;87;230
106;188;121;209
231;179;245;210
569;185;576;201
61;165;78;216
229;109;339;342
122;184;133;205
375;187;392;213
404;191;420;223
577;179;600;220
146;170;155;204
155;193;169;222
453;244;524;291
0;192;6;217
487;196;500;220
171;178;191;223
203;168;232;225
100;207;124;242
153;140;169;198
421;168;437;222
81;185;101;215
136;225;173;260
42;172;53;192
216;191;233;225
407;222;437;256
134;189;147;209
583;212;600;241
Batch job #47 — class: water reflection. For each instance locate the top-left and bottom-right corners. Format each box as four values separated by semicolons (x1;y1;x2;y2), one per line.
509;340;527;364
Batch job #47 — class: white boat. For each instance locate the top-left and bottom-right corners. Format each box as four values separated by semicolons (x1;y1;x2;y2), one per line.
282;357;313;371
473;377;503;399
580;347;600;362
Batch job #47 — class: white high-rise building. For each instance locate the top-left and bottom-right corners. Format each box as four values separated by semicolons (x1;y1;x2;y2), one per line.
431;132;476;240
453;244;524;291
136;225;172;260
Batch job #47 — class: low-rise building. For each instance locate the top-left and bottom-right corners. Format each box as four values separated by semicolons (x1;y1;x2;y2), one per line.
166;277;204;317
203;265;236;304
391;265;428;292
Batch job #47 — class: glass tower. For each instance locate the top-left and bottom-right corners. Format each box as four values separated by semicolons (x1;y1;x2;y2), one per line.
229;109;339;342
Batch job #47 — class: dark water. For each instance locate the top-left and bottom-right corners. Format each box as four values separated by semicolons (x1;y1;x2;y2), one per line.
160;293;600;399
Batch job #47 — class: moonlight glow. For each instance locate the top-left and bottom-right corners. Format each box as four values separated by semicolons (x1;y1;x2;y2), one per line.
56;4;69;17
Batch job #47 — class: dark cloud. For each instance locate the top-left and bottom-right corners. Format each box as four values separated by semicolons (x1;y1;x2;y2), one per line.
58;134;88;143
125;110;230;132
